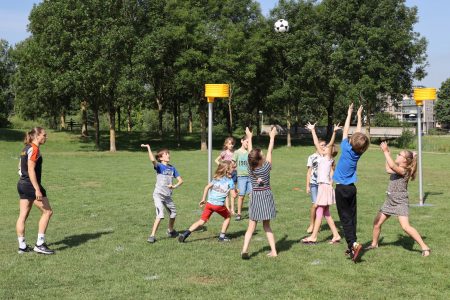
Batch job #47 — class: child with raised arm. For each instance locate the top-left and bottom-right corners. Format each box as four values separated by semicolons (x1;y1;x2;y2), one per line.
366;142;430;256
178;161;236;243
215;137;238;214
333;104;369;262
305;139;327;234
233;132;252;221
241;127;278;259
141;144;183;243
301;123;341;244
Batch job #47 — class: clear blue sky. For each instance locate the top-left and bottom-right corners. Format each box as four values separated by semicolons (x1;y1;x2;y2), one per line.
1;0;449;88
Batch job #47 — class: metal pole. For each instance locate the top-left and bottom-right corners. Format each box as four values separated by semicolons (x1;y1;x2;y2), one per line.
208;102;213;183
417;105;423;205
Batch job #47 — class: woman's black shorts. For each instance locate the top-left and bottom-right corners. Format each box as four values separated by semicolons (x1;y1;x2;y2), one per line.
17;181;47;201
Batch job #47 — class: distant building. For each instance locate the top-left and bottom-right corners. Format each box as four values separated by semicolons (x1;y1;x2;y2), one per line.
383;92;436;134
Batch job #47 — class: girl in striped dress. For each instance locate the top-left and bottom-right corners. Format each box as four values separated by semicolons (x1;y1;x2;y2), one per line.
241;126;278;259
301;122;341;245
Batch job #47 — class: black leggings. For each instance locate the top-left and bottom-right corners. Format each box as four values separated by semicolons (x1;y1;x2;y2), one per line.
335;184;357;249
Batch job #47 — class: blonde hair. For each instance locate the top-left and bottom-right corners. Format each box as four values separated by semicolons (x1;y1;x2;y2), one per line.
24;127;44;144
214;161;232;179
401;150;417;181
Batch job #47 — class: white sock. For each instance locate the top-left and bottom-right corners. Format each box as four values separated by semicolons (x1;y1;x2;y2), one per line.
18;237;26;249
36;234;45;246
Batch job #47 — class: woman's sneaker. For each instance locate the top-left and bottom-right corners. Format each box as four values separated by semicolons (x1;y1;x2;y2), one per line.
147;236;156;243
33;243;55;255
218;236;231;242
18;245;32;254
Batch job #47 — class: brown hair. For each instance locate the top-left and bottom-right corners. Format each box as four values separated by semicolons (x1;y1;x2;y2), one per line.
350;132;369;155
223;137;235;151
331;145;339;158
24;127;44;144
156;149;169;162
248;148;263;171
401;150;417;181
214;161;232;179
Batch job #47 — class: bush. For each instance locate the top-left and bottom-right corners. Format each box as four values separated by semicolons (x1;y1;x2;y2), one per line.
394;129;416;148
427;128;448;135
373;112;402;127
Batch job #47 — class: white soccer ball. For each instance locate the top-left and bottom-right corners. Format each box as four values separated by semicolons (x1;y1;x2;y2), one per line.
274;19;289;33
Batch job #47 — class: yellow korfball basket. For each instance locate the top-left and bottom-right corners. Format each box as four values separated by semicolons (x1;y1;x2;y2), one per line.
413;88;436;106
205;84;230;103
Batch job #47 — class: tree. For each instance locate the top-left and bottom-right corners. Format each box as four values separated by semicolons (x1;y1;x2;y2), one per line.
435;78;450;126
0;40;14;127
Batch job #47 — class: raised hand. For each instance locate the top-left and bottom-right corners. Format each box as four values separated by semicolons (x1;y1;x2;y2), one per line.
380;141;389;153
348;103;354;114
269;126;277;138
357;105;363;116
333;123;342;132
245;127;253;138
141;144;150;148
305;122;316;131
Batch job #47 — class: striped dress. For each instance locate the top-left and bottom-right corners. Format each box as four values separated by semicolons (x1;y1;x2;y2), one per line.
248;161;276;221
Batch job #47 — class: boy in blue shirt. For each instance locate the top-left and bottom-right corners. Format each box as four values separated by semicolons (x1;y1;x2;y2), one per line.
333;104;369;262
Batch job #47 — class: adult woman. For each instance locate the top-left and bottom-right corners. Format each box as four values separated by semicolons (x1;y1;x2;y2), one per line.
16;127;54;254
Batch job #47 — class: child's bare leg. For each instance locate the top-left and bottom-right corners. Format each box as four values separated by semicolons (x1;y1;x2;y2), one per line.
242;220;257;254
188;219;206;233
221;217;231;234
150;218;161;236
307;204;316;233
371;212;389;247
168;218;176;232
398;216;430;255
237;195;244;216
323;206;341;241
304;206;323;242
263;220;277;256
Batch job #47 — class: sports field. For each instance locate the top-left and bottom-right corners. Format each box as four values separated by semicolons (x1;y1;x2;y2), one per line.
1;129;449;299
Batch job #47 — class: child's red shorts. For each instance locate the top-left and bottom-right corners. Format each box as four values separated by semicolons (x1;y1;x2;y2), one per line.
201;203;231;221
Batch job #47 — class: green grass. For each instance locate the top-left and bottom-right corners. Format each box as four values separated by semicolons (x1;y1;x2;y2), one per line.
1;129;449;299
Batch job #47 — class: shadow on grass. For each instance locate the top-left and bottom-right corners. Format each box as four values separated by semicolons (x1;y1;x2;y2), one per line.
50;230;113;251
0;128;25;142
424;191;443;203
183;230;247;243
249;234;297;258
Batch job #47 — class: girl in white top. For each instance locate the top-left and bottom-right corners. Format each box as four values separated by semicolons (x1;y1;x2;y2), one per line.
301;123;341;244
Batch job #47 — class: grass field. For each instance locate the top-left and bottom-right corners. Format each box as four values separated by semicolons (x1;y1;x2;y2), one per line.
1;128;449;299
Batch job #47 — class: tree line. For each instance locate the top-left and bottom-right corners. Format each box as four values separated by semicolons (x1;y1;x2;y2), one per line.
0;0;433;151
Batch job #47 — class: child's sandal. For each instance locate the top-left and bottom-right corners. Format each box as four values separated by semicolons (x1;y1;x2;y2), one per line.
421;249;431;257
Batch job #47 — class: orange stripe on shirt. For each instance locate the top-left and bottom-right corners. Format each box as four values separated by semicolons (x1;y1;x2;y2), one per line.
29;144;40;162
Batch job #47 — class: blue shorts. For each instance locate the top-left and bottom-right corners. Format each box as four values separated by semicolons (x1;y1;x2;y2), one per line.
309;184;318;204
237;176;252;196
231;170;237;183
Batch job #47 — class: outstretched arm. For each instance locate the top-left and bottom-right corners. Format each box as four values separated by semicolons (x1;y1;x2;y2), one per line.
380;142;406;176
342;103;353;140
356;105;363;133
265;126;277;164
246;127;253;153
325;124;341;157
305;122;325;155
141;144;157;167
199;182;213;207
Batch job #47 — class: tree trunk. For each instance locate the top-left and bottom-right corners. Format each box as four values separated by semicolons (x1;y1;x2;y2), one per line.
200;107;207;151
286;105;291;147
60;111;66;130
81;101;88;137
188;104;193;134
177;99;181;147
93;108;100;149
117;106;121;133
326;95;335;140
127;104;132;132
109;106;117;152
173;97;180;147
156;96;163;136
